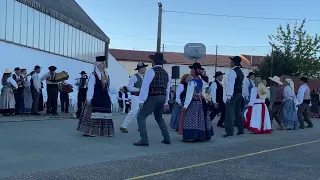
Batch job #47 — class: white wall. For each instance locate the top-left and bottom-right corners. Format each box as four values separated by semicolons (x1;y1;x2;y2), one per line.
0;41;129;104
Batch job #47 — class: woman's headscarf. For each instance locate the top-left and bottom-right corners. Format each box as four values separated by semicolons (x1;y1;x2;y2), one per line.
94;61;107;81
285;78;295;94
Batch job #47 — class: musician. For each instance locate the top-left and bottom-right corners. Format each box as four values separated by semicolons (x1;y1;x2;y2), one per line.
12;67;24;115
31;65;42;115
59;78;73;113
75;71;88;118
41;66;59;116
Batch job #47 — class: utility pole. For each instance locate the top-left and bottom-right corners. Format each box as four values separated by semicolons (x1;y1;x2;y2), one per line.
271;47;273;77
215;45;218;73
156;2;163;53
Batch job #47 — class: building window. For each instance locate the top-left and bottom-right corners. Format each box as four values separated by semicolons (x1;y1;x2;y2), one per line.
33;10;40;49
39;12;45;50
0;0;6;39
26;6;34;47
49;17;55;53
13;1;21;43
63;23;68;57
44;15;50;52
5;0;14;42
59;21;64;55
20;3;28;45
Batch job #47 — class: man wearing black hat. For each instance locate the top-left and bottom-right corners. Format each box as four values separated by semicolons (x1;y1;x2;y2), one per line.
31;65;42;115
210;71;226;128
12;67;24;115
133;53;171;146
120;62;148;133
296;77;313;129
41;66;59;116
223;56;245;137
75;71;88;118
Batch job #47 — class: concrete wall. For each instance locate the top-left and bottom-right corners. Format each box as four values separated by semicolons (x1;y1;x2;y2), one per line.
0;41;129;104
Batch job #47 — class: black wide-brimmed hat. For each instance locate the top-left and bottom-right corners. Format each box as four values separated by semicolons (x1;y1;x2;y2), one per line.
188;62;204;70
229;56;242;66
300;77;308;82
149;53;167;64
135;61;148;70
34;65;41;70
96;56;106;62
48;66;57;71
14;67;20;71
247;72;255;78
214;71;225;78
80;71;87;74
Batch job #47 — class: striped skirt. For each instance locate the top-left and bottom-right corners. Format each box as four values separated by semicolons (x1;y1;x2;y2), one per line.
76;103;114;137
281;99;299;130
0;87;15;111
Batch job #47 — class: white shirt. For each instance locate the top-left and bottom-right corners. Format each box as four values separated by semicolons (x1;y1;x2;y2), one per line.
283;85;295;101
31;73;41;91
183;81;204;108
138;65;171;105
175;84;184;104
210;81;225;103
244;79;255;98
296;84;307;105
86;73;111;101
127;73;143;92
7;77;18;88
226;67;238;99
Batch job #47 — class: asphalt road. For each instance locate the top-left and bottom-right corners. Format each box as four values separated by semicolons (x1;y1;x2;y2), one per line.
0;114;319;180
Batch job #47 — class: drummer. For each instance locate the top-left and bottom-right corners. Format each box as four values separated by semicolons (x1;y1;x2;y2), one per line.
41;66;59;116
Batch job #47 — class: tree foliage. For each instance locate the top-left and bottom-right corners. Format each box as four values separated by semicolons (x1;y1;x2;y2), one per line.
255;19;320;79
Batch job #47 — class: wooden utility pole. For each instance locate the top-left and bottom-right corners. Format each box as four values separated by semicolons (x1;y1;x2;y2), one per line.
156;2;163;53
271;47;274;77
215;45;218;73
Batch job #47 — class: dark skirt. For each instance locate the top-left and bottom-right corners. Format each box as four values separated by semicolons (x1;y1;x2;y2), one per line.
77;103;114;137
182;96;214;141
170;103;182;130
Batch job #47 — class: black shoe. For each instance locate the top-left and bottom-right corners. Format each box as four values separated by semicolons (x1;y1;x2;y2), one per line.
299;126;305;129
31;113;40;116
307;125;313;128
162;140;171;144
222;134;234;138
133;141;149;146
120;127;128;133
217;124;225;128
237;132;244;135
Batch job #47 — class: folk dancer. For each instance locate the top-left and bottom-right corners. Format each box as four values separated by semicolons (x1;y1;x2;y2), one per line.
268;76;285;130
133;52;171;146
117;87;124;112
263;79;271;107
59;79;73;113
180;63;214;142
243;72;255;109
0;69;18;116
120;62;148;133
123;86;131;113
21;69;33;115
297;77;313;129
243;77;272;134
223;56;245;137
75;71;88;118
281;78;299;130
41;66;59;116
12;67;24;115
30;65;42;115
77;56;115;137
210;71;226;128
169;74;191;131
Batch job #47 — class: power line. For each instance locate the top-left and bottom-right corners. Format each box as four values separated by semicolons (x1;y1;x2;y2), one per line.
162;10;320;22
106;32;270;47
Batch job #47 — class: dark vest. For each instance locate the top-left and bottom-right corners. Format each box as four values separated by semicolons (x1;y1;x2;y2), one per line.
132;73;143;96
91;73;111;113
215;80;223;102
79;78;87;89
233;67;244;95
149;66;169;96
248;79;254;96
180;82;188;102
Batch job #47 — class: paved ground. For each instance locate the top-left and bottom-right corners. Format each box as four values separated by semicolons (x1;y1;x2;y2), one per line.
0;113;319;180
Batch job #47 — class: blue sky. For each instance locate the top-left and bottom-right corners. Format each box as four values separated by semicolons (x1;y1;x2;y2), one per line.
76;0;320;56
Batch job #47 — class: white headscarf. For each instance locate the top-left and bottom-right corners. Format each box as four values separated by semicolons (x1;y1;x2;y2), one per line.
285;78;295;94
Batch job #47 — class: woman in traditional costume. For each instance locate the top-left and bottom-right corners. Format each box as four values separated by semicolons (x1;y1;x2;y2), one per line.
243;77;272;134
180;63;213;142
22;69;33;115
281;79;299;130
0;69;18;116
77;56;114;137
169;74;191;131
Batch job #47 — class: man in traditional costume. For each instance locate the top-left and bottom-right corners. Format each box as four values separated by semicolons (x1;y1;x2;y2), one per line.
244;72;255;105
12;67;24;115
31;65;42;115
133;53;171;146
210;71;226;128
223;56;245;137
59;78;73;113
296;77;313;129
268;76;285;130
120;62;148;133
77;56;114;137
75;71;88;118
41;66;59;116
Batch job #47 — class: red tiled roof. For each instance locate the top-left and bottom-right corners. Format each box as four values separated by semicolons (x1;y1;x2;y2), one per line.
109;49;265;68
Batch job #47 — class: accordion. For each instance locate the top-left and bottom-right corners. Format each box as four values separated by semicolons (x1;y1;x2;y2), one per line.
55;71;69;82
61;84;73;93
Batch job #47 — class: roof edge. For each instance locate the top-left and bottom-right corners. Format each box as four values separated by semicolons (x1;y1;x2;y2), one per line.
17;0;110;43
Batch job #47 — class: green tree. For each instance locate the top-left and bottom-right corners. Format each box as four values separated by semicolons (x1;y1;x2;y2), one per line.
256;19;320;78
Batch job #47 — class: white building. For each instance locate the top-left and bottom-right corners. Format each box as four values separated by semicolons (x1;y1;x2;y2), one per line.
0;0;129;104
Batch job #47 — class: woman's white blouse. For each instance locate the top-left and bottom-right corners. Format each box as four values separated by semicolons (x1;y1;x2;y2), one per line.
183;81;205;109
283;85;295;100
